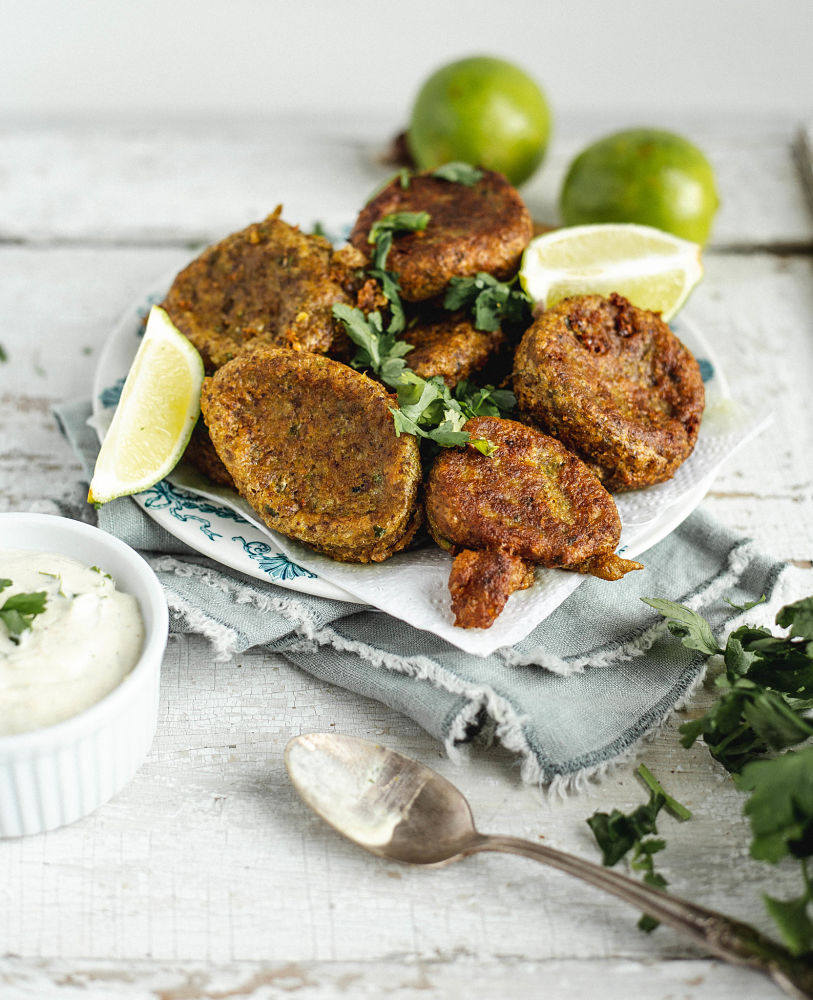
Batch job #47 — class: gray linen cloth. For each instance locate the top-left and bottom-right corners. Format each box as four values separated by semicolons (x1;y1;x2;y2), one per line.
56;399;788;789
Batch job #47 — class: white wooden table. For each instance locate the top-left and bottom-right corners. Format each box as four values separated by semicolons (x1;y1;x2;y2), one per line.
1;112;812;999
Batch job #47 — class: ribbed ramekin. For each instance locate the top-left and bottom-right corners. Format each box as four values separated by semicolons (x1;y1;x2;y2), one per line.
0;512;168;837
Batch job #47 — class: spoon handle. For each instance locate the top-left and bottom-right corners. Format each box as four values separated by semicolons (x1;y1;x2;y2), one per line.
471;833;813;1000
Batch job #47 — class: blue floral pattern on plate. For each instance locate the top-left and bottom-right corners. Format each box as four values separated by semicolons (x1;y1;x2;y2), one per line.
231;537;316;580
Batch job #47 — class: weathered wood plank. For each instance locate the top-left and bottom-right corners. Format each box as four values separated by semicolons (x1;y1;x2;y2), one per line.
0;954;779;1000
1;116;810;248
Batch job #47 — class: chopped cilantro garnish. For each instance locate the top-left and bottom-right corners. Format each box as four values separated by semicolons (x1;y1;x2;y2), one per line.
0;579;48;643
587;764;690;932
331;306;514;456
443;272;533;333
430;162;485;186
368;211;430;271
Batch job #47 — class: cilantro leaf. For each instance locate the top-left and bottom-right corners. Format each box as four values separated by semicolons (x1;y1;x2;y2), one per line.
586;764;690;933
443;273;533;333
430;162;484;186
367;268;407;335
332;305;413;389
368;211;430;270
0;587;48;642
738;748;813;863
763;890;813;957
777;596;813;641
455;380;516;419
724;595;767;612
641;597;722;656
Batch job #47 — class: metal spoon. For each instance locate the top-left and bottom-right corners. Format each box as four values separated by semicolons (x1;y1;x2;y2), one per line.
285;732;813;1000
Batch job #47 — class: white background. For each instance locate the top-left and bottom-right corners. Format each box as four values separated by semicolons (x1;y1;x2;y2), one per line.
3;0;812;121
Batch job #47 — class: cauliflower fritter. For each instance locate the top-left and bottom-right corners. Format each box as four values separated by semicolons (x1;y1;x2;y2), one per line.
200;349;423;563
513;293;704;491
349;169;533;302
162;207;353;372
426;416;641;628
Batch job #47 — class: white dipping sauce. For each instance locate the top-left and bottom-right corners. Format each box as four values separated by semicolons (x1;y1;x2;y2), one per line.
0;550;145;736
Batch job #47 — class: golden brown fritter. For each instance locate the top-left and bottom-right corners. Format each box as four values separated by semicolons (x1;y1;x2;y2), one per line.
200;348;422;563
162;207;353;372
448;549;535;630
183;420;235;488
426;416;641;628
349;170;533;302
403;312;505;389
513;293;705;492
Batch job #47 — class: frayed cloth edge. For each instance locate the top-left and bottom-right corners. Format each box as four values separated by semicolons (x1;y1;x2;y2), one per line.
498;537;757;673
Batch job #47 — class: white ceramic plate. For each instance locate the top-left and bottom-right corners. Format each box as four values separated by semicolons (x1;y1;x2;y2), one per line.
92;277;726;610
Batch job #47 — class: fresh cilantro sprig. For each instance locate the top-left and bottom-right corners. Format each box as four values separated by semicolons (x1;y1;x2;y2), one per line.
642;595;813;773
443;273;533;333
587;763;691;932
391;371;512;456
0;578;48;644
643;593;813;955
430;162;484;186
365;211;429;335
368;211;430;270
332;305;413;388
331;305;515;455
738;748;813;956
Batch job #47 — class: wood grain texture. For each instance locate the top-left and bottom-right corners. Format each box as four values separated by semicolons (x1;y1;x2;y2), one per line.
0;115;811;998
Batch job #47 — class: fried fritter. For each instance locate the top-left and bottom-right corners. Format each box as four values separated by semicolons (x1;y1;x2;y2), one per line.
403;311;505;389
447;549;535;630
183;420;235;488
349;169;533;302
162;207;353;372
513;293;705;492
200;348;422;563
426;416;641;628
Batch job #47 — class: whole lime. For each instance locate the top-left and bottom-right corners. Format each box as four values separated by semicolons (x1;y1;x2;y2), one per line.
559;128;719;244
406;56;551;187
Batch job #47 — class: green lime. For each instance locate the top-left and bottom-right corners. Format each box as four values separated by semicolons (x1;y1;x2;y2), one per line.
559;128;719;245
406;56;551;187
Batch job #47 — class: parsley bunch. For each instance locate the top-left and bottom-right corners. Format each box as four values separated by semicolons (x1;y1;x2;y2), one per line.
643;595;813;773
0;578;48;643
643;593;813;955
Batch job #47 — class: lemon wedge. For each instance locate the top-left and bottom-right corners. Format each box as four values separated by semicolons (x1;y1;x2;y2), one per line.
519;223;703;321
88;305;204;505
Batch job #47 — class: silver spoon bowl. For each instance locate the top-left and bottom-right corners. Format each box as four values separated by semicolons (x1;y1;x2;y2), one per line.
285;732;813;1000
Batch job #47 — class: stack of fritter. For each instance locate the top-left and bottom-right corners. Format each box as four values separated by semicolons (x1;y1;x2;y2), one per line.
161;168;705;628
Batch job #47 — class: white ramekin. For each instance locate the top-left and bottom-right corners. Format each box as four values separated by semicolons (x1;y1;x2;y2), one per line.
0;512;168;837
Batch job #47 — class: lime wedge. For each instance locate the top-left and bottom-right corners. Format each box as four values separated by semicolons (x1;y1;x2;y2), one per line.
519;223;703;321
88;305;204;505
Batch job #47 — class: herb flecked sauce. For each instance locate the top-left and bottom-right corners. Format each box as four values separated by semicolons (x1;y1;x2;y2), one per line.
0;550;144;736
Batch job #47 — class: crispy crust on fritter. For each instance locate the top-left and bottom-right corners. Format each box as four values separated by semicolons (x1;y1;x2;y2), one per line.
448;549;534;630
427;417;624;566
162;208;353;372
426;416;641;628
513;293;705;492
200;348;422;563
403;312;505;388
183;420;235;488
349;170;533;302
